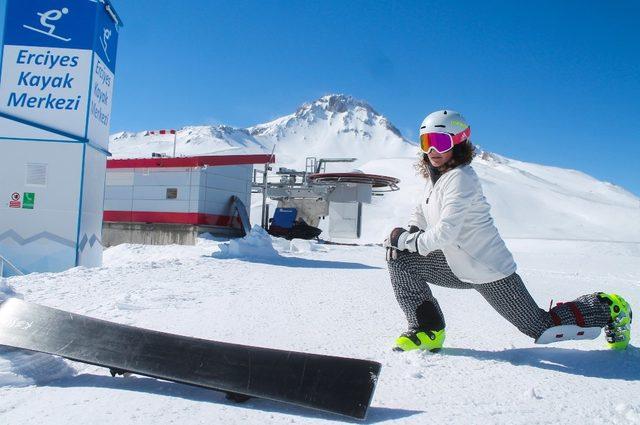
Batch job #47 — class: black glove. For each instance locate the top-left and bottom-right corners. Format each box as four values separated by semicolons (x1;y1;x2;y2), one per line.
385;227;409;261
388;227;408;248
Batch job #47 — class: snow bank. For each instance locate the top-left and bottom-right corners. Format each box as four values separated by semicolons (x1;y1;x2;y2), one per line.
0;278;17;303
271;237;330;254
0;279;76;387
213;225;331;260
212;225;279;259
0;348;76;387
104;239;219;265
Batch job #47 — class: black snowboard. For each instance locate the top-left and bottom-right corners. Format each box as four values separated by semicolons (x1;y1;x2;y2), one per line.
0;298;380;419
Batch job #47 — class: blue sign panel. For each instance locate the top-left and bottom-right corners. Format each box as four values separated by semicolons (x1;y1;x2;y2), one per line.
0;2;6;60
0;0;121;140
93;1;119;73
4;0;96;50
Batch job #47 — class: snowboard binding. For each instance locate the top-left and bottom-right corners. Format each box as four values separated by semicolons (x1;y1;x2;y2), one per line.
393;329;445;352
109;367;132;377
224;391;252;403
599;293;632;350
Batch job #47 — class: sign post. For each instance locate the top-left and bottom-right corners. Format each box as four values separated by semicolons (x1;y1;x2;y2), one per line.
0;0;123;276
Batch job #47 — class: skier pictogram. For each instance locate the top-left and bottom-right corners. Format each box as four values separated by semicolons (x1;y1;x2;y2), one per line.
23;7;72;42
100;27;111;62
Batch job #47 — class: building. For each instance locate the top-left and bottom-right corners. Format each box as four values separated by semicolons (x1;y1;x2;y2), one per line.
102;154;272;246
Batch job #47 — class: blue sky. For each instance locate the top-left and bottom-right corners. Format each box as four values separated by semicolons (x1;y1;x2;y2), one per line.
109;0;639;195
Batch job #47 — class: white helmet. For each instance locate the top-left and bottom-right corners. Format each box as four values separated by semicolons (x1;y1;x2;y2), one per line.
419;110;470;137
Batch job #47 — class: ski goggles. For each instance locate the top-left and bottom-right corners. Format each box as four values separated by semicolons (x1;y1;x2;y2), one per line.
419;127;471;153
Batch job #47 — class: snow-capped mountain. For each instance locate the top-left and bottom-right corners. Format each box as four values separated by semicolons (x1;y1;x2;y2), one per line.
361;151;640;243
248;94;414;167
108;94;415;166
109;125;269;159
109;94;640;243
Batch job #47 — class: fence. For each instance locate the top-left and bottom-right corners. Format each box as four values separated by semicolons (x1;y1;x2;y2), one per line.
0;254;24;277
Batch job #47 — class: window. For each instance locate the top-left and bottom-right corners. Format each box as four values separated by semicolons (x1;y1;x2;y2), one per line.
26;163;47;186
166;188;178;199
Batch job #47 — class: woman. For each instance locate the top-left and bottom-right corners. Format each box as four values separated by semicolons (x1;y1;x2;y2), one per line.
385;110;632;352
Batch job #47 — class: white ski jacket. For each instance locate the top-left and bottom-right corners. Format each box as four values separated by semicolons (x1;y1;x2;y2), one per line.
406;165;516;284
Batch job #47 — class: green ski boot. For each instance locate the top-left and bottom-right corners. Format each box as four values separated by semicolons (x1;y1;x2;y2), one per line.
598;293;632;350
394;329;445;352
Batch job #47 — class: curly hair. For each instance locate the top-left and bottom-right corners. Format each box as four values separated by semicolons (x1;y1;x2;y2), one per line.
415;141;476;181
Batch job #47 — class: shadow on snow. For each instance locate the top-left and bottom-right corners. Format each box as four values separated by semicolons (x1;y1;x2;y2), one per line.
443;344;640;380
210;253;381;270
49;373;420;423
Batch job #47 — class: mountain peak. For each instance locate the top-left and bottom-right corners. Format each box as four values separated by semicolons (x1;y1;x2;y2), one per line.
260;93;403;139
303;94;377;114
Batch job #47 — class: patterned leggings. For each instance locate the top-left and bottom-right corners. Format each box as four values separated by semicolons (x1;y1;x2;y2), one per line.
388;250;610;340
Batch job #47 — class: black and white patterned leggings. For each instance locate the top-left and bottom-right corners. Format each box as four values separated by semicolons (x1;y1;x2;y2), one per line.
388;250;610;339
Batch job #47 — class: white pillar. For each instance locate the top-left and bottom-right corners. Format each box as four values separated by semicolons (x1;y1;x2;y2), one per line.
0;0;122;275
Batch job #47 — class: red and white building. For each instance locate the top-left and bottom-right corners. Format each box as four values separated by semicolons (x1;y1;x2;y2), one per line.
102;154;273;245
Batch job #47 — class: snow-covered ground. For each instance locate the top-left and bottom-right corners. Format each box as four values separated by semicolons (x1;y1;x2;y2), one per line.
1;229;639;424
2;94;639;423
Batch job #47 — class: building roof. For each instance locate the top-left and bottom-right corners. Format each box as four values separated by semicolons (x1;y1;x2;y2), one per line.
107;154;275;169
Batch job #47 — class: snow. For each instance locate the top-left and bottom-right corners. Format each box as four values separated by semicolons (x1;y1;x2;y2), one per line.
248;94;413;169
109;125;269;159
0;279;16;303
213;225;279;259
1;235;639;424
109;95;414;167
0;280;75;388
1;94;639;423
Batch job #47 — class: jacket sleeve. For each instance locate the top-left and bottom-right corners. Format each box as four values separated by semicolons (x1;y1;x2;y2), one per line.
407;202;428;230
410;170;476;255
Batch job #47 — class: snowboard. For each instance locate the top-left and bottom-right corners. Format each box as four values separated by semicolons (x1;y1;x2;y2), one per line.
0;298;381;419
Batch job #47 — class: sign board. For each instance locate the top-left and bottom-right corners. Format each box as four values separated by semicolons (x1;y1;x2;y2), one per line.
22;192;35;209
0;0;120;149
9;192;21;208
86;2;118;148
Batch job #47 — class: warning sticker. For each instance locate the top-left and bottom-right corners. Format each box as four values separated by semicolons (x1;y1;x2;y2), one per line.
22;192;35;210
9;192;21;208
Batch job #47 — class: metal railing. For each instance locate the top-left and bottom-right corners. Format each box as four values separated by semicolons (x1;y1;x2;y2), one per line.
0;254;24;277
